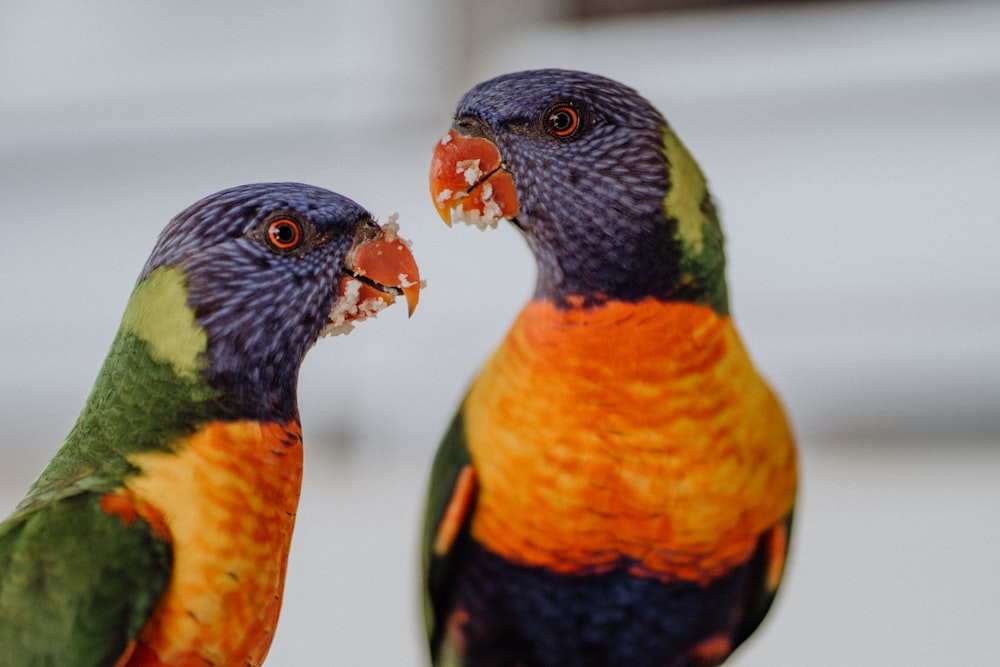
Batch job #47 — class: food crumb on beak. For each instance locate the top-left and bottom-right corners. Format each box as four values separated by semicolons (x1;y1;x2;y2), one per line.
323;212;421;335
321;279;389;337
449;204;501;231
436;189;454;207
456;159;483;186
382;213;400;243
430;129;519;229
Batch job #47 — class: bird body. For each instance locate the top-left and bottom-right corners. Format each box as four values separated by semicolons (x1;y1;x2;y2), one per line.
424;70;795;666
0;183;420;666
461;299;793;584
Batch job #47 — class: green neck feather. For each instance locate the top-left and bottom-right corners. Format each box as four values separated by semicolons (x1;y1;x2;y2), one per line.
662;128;730;316
23;267;220;504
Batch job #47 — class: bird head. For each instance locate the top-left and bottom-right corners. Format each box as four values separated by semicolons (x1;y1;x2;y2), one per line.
132;182;420;418
430;68;727;313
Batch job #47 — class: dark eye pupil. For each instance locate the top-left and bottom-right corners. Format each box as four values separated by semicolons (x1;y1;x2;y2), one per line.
274;223;295;243
550;111;572;131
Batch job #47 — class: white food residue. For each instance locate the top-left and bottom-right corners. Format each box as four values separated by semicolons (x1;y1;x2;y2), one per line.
436;188;454;207
382;213;400;242
456;159;483;186
448;181;505;231
321;278;388;337
449;205;501;231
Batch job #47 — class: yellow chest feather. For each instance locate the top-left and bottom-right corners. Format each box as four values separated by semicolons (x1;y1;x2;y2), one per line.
124;420;303;666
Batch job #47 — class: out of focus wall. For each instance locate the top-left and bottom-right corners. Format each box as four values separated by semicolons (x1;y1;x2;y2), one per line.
2;0;998;469
2;3;999;665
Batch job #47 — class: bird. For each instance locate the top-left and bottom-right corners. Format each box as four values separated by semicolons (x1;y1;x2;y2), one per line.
0;182;420;667
422;69;797;667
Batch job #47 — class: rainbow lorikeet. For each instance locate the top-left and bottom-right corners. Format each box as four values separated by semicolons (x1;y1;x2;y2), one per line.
0;182;420;666
423;69;797;667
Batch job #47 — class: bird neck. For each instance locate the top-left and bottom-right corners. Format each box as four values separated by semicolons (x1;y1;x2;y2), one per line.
525;127;729;314
527;219;682;307
26;268;293;500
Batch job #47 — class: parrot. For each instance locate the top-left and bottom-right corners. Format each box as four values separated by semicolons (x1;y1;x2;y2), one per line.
0;182;420;666
422;69;797;667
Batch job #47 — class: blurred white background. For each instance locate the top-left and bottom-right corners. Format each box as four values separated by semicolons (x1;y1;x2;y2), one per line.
1;0;998;664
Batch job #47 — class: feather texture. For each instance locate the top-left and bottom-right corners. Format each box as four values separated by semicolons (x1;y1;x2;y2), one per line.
1;183;419;666
425;70;796;667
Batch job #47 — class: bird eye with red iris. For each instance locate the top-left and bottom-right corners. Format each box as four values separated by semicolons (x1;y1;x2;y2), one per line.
546;105;579;138
266;218;302;250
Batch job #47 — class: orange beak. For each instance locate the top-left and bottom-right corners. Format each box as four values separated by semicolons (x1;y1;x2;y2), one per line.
429;129;518;230
327;219;420;335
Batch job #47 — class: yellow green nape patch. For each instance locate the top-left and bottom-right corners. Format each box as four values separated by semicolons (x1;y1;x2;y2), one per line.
662;127;709;255
120;266;207;380
661;127;729;316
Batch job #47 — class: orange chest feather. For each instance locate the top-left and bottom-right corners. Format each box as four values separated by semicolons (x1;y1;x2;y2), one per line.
463;299;797;584
121;420;303;667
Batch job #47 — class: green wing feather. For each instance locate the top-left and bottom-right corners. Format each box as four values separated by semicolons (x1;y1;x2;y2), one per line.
421;407;475;653
0;270;214;666
0;491;171;667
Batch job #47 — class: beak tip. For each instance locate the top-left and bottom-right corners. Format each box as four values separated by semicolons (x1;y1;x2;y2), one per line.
405;287;420;317
431;197;454;228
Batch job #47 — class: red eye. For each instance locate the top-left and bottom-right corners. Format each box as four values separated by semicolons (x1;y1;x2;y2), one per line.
266;218;302;250
546;105;579;137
